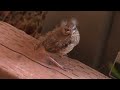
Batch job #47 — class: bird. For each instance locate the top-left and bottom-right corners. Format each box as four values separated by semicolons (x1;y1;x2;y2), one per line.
35;17;80;70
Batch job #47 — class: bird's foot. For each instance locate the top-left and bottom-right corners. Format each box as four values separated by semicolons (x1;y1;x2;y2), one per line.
48;56;71;71
62;66;73;71
58;54;68;58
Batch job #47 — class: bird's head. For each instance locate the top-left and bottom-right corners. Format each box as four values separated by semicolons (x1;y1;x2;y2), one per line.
60;17;78;36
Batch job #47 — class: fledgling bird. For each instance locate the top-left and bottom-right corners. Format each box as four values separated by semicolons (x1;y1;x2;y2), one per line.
35;17;80;70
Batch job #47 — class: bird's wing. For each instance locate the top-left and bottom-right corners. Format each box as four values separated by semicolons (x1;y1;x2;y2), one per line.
43;33;71;53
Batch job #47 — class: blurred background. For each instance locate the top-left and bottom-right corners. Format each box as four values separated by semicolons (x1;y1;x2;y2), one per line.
0;11;120;78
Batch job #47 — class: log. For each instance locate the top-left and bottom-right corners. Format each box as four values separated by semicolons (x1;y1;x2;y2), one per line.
0;21;110;79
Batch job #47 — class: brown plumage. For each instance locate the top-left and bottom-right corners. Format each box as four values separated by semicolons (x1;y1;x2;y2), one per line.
36;17;80;70
42;17;80;56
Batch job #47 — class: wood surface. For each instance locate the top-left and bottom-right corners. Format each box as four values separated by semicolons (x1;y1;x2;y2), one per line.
0;21;110;79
